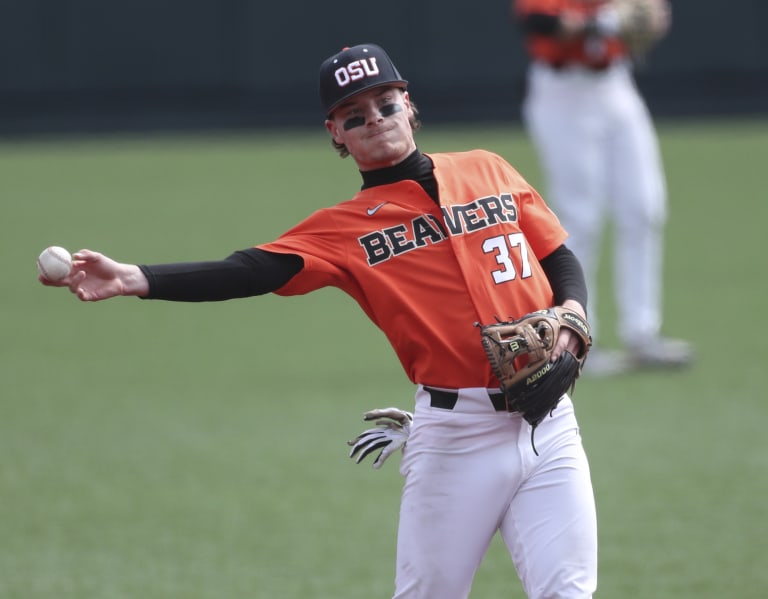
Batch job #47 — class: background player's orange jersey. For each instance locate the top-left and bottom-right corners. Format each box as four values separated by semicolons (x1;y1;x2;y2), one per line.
514;0;627;67
258;150;566;389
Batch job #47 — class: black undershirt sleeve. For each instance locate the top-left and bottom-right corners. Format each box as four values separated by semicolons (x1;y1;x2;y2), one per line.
539;245;588;310
138;226;582;311
519;13;561;36
139;248;304;302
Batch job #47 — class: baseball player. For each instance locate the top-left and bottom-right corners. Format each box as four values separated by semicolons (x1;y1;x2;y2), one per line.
40;44;597;598
512;0;693;374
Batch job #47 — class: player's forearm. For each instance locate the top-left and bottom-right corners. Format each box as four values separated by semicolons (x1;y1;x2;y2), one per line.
539;245;588;311
139;249;303;302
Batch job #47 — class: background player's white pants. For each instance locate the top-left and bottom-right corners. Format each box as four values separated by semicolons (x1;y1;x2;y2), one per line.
393;386;597;599
522;61;667;345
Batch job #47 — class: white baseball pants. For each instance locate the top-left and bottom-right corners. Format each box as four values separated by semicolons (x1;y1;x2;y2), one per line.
392;386;597;599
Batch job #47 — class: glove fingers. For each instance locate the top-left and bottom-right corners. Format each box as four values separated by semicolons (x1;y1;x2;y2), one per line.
373;419;404;430
372;447;393;470
349;409;412;468
363;408;413;425
348;429;386;454
348;426;388;443
354;439;391;464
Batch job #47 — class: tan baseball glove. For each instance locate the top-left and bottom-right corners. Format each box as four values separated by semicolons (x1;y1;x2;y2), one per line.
611;0;671;56
478;307;592;453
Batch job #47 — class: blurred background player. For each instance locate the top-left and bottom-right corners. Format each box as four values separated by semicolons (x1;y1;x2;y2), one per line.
511;0;694;374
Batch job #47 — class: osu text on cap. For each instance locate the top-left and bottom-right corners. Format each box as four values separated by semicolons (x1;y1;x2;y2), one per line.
334;57;381;88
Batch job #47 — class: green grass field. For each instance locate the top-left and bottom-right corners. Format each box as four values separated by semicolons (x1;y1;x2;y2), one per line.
1;117;767;598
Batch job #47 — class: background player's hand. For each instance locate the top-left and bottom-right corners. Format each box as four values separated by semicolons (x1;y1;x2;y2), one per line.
559;9;589;38
551;300;588;362
347;407;412;469
39;249;149;302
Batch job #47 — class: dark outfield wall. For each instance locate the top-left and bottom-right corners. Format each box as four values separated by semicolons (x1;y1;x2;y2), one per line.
1;0;767;134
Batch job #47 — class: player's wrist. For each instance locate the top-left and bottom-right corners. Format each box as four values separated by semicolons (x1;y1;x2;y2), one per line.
123;264;150;297
561;299;586;320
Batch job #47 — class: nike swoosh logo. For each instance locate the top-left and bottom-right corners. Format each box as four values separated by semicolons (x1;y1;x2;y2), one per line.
366;202;388;216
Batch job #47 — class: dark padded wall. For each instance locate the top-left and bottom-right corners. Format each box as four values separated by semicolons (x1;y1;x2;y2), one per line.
1;0;766;134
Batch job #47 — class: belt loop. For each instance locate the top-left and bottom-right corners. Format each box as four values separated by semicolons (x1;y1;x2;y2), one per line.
489;391;508;412
425;387;459;410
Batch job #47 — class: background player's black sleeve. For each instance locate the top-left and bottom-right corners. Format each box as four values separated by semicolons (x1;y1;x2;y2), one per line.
139;248;303;301
540;245;588;309
518;13;560;36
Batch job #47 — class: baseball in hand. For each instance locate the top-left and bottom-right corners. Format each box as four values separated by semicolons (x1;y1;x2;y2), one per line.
37;246;73;281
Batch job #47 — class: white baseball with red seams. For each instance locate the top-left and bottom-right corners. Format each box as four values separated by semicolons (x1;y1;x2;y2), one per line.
37;246;72;281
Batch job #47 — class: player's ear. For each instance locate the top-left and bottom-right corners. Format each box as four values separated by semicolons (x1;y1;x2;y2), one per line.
402;91;413;117
324;119;342;143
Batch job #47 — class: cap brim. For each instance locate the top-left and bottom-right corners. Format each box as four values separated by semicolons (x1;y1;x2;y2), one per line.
326;80;408;118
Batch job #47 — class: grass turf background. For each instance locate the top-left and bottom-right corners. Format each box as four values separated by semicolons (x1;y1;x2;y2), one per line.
1;117;766;597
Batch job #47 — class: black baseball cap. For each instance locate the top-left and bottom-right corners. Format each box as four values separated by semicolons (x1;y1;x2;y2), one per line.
319;44;408;118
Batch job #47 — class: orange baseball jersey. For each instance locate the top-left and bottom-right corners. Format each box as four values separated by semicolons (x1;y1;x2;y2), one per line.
514;0;627;67
258;150;567;389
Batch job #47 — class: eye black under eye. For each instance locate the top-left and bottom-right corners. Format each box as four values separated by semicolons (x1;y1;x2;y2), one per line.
343;116;366;131
342;103;403;130
379;103;402;117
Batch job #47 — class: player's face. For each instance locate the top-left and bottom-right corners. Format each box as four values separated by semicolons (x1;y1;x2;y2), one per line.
325;87;417;171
